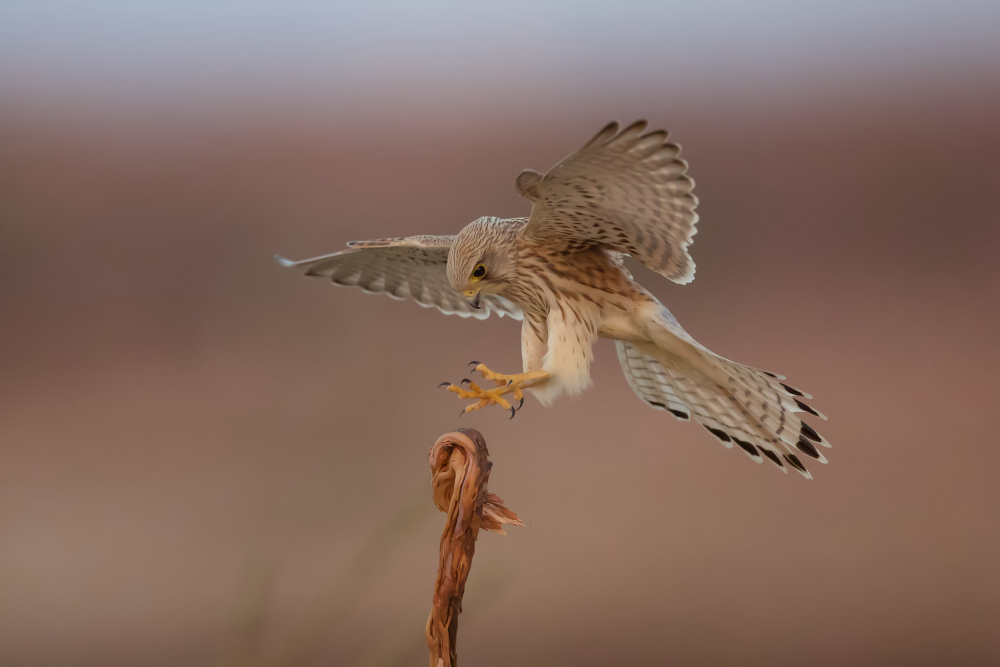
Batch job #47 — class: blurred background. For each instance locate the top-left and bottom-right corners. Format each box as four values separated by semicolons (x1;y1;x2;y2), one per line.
2;1;999;665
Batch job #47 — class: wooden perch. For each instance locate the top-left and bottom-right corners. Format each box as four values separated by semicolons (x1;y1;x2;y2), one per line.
426;429;523;667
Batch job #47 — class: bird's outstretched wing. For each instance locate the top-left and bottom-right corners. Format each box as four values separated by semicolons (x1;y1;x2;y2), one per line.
276;235;522;320
516;120;699;284
617;309;829;479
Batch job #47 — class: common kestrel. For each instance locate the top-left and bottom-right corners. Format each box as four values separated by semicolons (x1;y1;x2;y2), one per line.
277;120;829;477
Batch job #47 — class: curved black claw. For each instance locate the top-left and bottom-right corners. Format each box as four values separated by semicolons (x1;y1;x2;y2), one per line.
460;378;472;386
438;381;451;389
516;396;525;411
509;406;516;420
458;409;466;418
468;360;481;368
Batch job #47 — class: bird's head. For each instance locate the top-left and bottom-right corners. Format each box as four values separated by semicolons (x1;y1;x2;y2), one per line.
447;216;517;309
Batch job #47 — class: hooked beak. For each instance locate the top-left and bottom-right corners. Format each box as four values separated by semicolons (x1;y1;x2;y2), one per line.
464;290;482;309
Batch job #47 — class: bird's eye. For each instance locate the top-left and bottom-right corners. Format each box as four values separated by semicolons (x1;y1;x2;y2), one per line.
471;264;487;280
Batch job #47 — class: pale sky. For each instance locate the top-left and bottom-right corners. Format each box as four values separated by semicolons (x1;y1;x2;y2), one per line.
3;1;997;89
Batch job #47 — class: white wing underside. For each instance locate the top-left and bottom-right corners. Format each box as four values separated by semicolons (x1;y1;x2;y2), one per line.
617;322;829;479
276;235;521;320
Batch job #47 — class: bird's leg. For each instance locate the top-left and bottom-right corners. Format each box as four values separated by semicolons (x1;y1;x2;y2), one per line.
439;362;550;418
473;363;549;394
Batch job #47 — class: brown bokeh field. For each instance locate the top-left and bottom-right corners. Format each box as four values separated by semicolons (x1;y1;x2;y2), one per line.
2;6;1000;665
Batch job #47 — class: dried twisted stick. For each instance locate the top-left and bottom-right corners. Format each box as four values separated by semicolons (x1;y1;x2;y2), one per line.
426;429;523;667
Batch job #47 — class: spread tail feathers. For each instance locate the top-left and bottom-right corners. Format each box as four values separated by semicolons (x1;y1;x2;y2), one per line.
617;339;829;479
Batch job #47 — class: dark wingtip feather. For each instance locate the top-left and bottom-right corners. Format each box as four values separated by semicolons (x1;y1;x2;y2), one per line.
796;437;821;460
761;449;784;468
795;399;820;417
800;421;823;443
649;401;690;420
733;437;760;459
704;425;731;443
784;453;808;474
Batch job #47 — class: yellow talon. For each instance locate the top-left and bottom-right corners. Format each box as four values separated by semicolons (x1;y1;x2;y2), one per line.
445;381;513;414
442;363;550;416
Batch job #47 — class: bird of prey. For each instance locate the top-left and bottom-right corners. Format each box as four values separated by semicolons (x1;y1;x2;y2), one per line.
277;120;829;478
